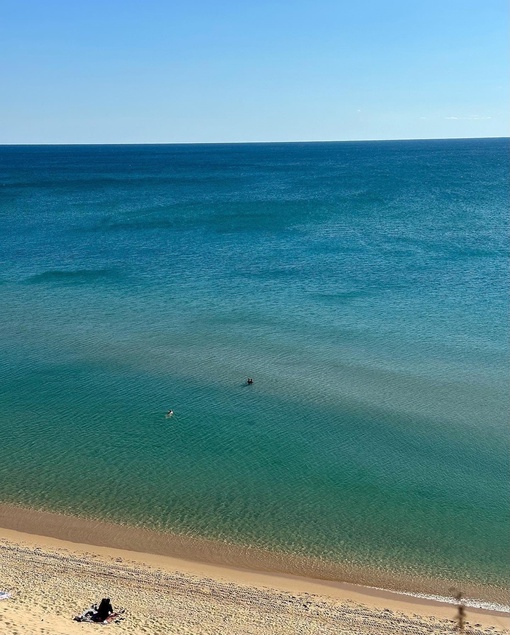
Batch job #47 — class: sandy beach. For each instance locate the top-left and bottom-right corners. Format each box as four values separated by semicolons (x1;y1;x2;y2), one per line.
0;522;508;635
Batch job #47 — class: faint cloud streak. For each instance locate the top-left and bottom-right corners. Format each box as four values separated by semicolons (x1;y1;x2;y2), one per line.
445;116;492;120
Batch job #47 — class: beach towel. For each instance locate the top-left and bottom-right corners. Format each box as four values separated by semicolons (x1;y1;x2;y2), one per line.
0;592;11;600
73;605;125;624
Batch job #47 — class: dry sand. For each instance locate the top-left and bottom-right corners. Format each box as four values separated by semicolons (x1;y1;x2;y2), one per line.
0;526;508;635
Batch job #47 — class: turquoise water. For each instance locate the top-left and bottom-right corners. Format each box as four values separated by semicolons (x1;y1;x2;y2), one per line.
0;140;508;596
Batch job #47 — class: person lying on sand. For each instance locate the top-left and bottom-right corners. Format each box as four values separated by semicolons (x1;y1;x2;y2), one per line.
74;597;124;624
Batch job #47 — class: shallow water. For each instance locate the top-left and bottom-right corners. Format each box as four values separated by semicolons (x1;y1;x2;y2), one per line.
0;140;508;599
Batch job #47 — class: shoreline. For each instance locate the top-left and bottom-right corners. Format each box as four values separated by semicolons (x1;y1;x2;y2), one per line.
0;503;508;631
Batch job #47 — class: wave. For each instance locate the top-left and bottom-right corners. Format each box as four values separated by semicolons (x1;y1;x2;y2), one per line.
82;207;296;234
314;290;371;302
393;589;510;614
393;236;503;259
25;268;118;285
2;174;239;190
85;217;181;232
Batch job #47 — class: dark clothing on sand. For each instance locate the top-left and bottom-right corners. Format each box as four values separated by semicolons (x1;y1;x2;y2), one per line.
95;598;114;621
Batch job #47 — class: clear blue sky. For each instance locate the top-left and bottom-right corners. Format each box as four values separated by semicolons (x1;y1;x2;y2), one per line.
1;0;508;143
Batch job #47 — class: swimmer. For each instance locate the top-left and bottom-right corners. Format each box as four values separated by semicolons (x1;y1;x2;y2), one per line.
166;409;174;418
247;378;253;385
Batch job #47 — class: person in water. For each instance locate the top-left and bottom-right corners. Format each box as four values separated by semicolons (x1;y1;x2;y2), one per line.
166;409;174;418
247;378;253;385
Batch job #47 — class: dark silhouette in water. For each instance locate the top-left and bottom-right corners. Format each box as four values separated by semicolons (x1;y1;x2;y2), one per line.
247;378;253;385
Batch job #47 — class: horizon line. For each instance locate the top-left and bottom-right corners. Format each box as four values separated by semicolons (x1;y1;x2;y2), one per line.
0;135;508;147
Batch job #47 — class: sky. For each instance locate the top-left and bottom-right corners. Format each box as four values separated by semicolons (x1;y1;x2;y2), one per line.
0;0;508;144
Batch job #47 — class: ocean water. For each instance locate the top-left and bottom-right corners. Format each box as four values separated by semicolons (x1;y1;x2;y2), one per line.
0;140;508;602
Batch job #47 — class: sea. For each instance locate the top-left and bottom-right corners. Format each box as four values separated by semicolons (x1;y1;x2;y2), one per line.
0;139;508;608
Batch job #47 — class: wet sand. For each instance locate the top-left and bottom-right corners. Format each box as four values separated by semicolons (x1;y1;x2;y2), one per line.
0;517;509;634
1;504;507;606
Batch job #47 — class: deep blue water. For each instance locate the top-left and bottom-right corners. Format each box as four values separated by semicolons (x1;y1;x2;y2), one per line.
0;139;508;599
